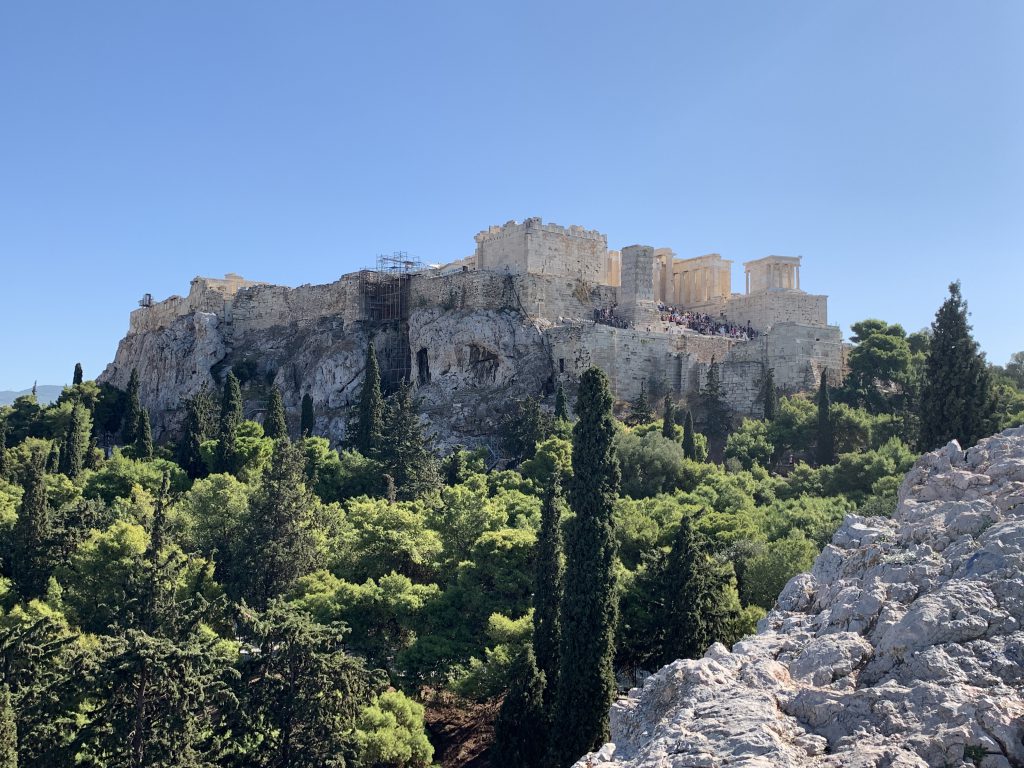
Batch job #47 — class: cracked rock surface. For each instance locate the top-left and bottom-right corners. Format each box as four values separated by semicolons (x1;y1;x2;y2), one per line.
577;427;1024;768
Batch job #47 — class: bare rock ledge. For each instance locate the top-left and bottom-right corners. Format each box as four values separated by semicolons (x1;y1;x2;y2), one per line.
576;427;1024;768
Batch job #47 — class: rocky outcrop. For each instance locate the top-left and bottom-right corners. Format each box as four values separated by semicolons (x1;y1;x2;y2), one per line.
100;304;553;450
578;428;1024;768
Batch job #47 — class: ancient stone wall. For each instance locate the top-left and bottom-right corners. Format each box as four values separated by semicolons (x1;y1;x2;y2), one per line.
474;217;610;283
697;291;828;330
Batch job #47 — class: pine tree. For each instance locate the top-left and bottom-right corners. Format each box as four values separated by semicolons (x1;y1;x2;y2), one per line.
216;372;243;474
491;647;548;768
300;392;315;437
135;408;153;459
58;404;90;478
816;369;835;466
762;367;778;421
552;367;620;766
533;479;564;710
919;281;997;449
12;450;53;600
379;381;439;500
555;383;569;421
236;438;319;608
661;394;676;439
659;515;714;665
628;383;653;426
500;396;554;464
264;386;287;440
350;340;384;455
121;368;142;446
177;388;216;479
682;410;697;461
72;362;84;386
236;601;374;768
443;449;467;486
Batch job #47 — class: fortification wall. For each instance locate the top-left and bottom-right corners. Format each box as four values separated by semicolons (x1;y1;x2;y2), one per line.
474;218;609;283
411;270;514;313
717;291;827;329
228;277;358;335
727;322;844;392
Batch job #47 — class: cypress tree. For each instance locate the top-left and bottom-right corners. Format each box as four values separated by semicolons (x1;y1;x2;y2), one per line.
59;404;90;478
533;479;564;709
443;449;467;486
555;382;569;421
919;281;997;449
350;340;384;455
177;388;216;479
682;410;697;460
72;362;84;386
762;367;778;421
236;438;319;608
628;383;653;425
135;408;153;460
216;372;243;474
379;381;439;500
121;368;142;446
45;441;60;474
662;394;676;439
300;393;315;437
491;647;548;768
0;685;14;768
552;367;620;766
264;386;287;440
0;418;9;481
816;369;835;466
701;357;731;441
12;450;52;600
659;515;714;665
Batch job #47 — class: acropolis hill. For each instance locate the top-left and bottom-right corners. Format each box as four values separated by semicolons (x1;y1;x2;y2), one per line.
100;217;845;447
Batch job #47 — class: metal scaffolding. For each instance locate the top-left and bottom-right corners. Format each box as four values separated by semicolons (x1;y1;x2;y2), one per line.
359;252;422;391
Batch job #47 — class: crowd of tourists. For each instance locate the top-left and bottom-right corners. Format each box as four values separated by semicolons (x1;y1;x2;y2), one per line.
593;306;630;328
657;303;759;340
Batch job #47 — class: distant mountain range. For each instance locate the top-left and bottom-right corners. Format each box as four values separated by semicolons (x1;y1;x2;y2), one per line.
0;385;64;406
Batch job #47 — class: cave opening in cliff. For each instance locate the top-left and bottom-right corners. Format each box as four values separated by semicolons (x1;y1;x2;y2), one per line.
417;348;431;385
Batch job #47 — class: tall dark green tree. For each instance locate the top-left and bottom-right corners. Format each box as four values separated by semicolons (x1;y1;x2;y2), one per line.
135;408;153;460
532;479;564;709
762;367;778;421
491;647;548;768
45;442;60;474
11;450;53;600
0;685;13;768
682;410;697;461
234;601;374;768
0;418;8;480
176;387;216;479
659;515;715;665
500;396;553;464
554;383;569;421
121;368;142;446
379;382;439;501
264;387;288;440
816;370;835;466
300;393;315;438
661;394;676;439
216;372;243;474
72;362;84;386
628;383;653;426
58;404;90;479
700;357;731;442
552;367;620;766
235;439;319;608
919;282;997;449
349;341;384;456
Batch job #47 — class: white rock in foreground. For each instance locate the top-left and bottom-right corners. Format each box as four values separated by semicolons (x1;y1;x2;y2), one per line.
576;427;1024;768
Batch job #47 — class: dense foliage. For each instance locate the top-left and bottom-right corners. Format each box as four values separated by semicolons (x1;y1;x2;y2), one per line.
0;286;1020;766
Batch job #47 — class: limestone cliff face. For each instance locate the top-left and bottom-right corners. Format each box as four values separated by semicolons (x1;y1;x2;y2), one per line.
578;428;1024;768
100;303;552;449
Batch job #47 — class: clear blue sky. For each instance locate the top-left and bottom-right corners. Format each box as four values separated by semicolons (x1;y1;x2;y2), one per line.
1;1;1022;390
